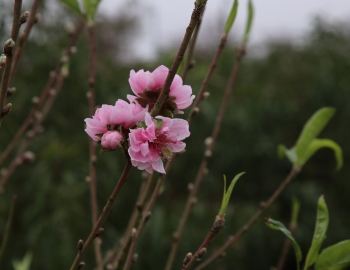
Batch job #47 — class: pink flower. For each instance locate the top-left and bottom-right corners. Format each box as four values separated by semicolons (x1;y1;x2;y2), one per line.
129;65;195;114
101;131;123;149
128;113;190;174
84;98;148;141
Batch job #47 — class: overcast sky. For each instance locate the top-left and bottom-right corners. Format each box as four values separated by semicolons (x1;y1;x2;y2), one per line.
98;0;350;60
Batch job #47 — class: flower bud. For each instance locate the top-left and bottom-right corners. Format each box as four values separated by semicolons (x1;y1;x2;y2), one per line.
7;87;16;96
32;96;40;105
1;103;12;116
131;228;137;239
0;54;6;70
77;262;85;270
4;39;15;55
22;151;35;163
183;253;193;266
20;11;30;24
34;13;41;24
202;92;210;99
101;131;123;150
77;240;84;251
132;253;138;263
197;248;207;260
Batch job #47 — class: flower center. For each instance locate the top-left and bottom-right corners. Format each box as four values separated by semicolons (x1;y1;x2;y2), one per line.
149;130;173;159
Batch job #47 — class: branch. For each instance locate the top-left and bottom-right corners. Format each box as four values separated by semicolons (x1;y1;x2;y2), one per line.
0;20;84;166
0;0;23;124
194;167;300;270
165;44;246;270
151;1;206;117
69;159;133;270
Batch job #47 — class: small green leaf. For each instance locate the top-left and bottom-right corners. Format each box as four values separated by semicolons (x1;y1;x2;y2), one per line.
219;172;245;216
137;122;147;129
156;119;164;129
291;196;301;227
13;252;33;270
277;144;298;165
243;0;254;42
315;240;350;270
83;0;101;22
59;0;82;17
224;0;239;35
304;196;329;270
265;218;302;270
295;107;335;165
301;139;343;171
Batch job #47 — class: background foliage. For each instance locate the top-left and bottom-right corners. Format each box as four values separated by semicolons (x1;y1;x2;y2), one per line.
0;2;349;269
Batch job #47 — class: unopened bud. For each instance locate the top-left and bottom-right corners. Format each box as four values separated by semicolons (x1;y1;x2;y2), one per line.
20;11;30;24
26;130;35;138
34;111;42;120
65;21;76;34
2;103;12;116
77;262;85;270
7;87;16;96
31;96;40;105
202;92;210;99
187;183;194;191
132;253;138;263
188;60;196;70
90;155;97;164
49;89;57;96
131;228;137;239
106;263;113;270
183;253;193;266
0;54;6;70
173;231;179;241
213;215;225;231
86;91;92;99
4;39;15;55
77;239;84;251
22;151;35;163
197;248;207;260
191;107;200;116
34;13;41;24
85;176;91;182
204;150;212;158
204;137;213;148
94;228;104;237
70;46;77;54
141;171;149;180
15;157;23;166
61;55;69;64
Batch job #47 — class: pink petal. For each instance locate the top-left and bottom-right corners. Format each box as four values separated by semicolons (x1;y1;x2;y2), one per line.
170;74;183;90
129;69;150;95
147;65;168;90
170;85;194;110
169;118;190;140
151;159;166;174
168;141;186;152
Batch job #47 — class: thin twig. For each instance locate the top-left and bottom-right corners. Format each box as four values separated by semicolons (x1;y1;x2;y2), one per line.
108;173;156;269
165;44;246;270
194;167;300;270
86;22;103;270
69;159;133;270
0;20;84;166
0;71;67;190
151;1;206;117
0;196;17;264
181;17;202;81
9;0;41;87
122;159;175;270
0;0;22;124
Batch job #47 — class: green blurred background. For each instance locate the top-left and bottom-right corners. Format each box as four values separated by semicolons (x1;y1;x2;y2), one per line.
0;1;349;270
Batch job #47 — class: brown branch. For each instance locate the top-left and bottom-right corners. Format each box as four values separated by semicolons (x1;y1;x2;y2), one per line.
0;0;23;124
151;1;206;117
0;69;67;190
194;167;300;270
164;44;246;270
9;0;41;87
0;20;84;167
122;158;175;270
69;159;133;270
85;22;102;270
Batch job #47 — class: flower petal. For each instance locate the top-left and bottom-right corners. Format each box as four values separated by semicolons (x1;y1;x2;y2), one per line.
129;69;151;95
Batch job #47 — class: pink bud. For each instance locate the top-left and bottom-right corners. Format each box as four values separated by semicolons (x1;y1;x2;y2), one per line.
101;131;123;150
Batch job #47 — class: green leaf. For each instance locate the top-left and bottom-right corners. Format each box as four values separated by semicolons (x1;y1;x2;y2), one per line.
295;107;335;166
243;0;254;42
219;172;245;216
315;240;350;270
278;144;298;164
265;218;302;270
13;252;32;270
304;196;329;270
59;0;82;17
83;0;101;22
156;119;164;129
301;139;343;171
224;0;239;35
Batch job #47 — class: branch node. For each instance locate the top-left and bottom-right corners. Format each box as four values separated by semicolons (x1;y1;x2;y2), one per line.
77;239;84;252
20;11;30;25
183;252;193;267
1;103;12;116
94;228;104;237
77;262;85;270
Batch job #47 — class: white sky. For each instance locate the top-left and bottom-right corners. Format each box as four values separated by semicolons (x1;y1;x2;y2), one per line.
98;0;350;60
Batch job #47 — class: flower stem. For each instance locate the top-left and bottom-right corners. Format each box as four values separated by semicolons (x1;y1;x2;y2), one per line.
70;159;133;270
0;20;84;167
194;167;300;270
0;0;22;125
151;1;206;117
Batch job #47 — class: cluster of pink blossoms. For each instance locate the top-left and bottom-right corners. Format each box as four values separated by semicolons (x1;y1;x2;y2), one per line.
84;66;193;174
